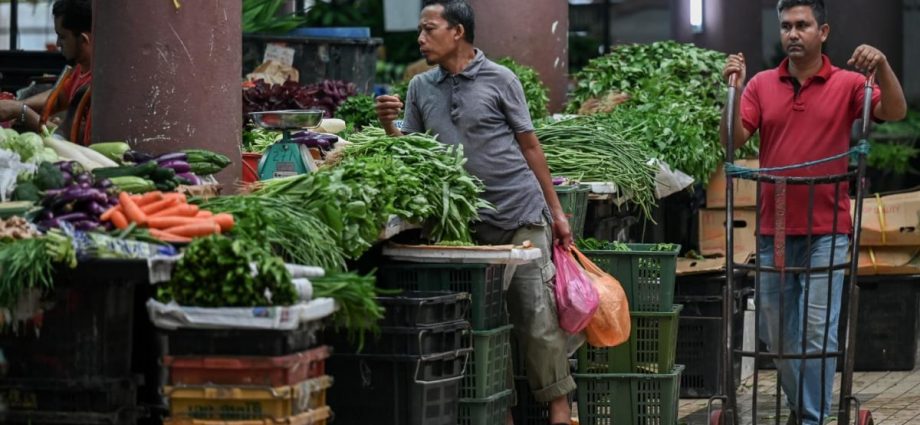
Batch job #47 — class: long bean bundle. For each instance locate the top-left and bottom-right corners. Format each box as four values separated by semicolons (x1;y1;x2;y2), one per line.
536;116;657;219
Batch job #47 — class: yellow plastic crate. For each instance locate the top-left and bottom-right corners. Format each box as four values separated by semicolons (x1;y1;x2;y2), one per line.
164;405;331;425
165;376;332;420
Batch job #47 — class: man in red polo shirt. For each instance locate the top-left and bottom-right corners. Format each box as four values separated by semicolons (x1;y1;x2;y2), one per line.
720;1;907;424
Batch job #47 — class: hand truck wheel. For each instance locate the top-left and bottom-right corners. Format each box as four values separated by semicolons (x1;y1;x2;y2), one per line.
710;408;723;425
858;409;874;425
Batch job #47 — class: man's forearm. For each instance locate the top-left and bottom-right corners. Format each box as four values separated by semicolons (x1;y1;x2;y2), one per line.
382;121;404;137
521;142;565;219
24;90;51;112
874;62;907;121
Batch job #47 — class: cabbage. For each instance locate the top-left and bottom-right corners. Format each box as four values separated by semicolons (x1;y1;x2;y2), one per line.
0;131;45;164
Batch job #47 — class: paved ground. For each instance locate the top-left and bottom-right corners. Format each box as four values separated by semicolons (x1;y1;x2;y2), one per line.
678;369;920;424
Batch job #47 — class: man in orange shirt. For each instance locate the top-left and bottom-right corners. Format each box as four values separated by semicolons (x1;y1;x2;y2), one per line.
0;0;92;144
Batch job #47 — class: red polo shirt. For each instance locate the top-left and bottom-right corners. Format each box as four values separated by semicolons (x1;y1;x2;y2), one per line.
740;55;880;236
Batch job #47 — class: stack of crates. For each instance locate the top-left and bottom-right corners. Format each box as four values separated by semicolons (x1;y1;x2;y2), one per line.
160;324;333;424
575;244;684;425
328;290;473;425
376;262;514;425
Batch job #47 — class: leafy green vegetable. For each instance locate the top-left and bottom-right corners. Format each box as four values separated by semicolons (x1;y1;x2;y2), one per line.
497;57;549;121
576;238;631;252
312;271;386;349
158;235;296;307
335;94;377;130
867;109;920;174
243;0;307;33
566;41;729;184
256;128;490;256
0;232;75;308
242;126;282;154
198;196;346;272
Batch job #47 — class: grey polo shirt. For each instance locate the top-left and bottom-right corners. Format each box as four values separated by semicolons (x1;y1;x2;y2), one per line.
401;49;547;230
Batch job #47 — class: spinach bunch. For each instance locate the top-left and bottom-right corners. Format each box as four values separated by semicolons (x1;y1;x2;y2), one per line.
158;235;296;307
566;41;729;184
335;95;378;130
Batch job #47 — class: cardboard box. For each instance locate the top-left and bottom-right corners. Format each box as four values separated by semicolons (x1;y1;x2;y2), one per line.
857;246;920;275
706;159;759;208
855;190;920;246
699;208;758;263
676;257;726;275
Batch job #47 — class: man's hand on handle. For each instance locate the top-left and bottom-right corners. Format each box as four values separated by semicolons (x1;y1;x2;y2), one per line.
722;52;746;87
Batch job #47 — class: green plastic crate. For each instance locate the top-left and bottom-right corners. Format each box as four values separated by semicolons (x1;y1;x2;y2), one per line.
577;305;682;374
458;389;512;425
460;325;513;399
583;243;680;312
555;184;591;239
378;263;507;330
574;365;684;425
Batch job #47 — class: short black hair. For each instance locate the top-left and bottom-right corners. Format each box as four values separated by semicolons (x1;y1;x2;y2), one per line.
777;0;826;26
422;0;475;43
52;0;92;36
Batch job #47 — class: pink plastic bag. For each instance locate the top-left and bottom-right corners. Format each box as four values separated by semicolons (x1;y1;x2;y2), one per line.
553;245;600;334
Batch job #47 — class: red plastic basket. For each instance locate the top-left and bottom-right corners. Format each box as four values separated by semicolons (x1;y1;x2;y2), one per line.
164;345;330;387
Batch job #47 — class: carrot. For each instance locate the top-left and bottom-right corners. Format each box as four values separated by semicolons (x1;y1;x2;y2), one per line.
162;192;187;203
147;216;202;230
135;191;164;207
195;210;213;218
119;191;148;225
151;204;199;217
165;221;221;237
110;210;129;229
140;197;179;215
212;213;235;232
149;229;192;243
100;205;123;222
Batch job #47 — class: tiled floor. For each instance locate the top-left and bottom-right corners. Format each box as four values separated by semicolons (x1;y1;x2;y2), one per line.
678;369;920;424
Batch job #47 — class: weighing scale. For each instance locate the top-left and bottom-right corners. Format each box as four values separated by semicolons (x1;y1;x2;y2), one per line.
248;109;325;180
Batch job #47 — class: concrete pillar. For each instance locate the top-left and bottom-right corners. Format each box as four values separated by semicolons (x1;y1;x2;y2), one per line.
905;0;920;106
91;0;242;186
825;0;902;82
672;0;763;75
470;0;569;113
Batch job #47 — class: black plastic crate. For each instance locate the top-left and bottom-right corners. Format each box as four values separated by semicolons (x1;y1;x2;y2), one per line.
0;377;136;413
163;321;323;356
0;279;136;380
0;409;137;425
328;349;469;425
676;316;742;398
852;275;920;371
331;320;471;356
377;291;471;327
378;263;507;330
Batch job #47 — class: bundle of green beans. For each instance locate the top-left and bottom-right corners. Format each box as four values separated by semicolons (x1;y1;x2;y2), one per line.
0;232;76;308
535;116;657;219
312;271;386;349
199;195;346;272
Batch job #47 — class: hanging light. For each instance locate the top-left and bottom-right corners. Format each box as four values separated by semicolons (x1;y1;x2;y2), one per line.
690;0;704;34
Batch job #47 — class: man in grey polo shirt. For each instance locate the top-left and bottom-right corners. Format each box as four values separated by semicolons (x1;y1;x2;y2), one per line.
375;0;575;423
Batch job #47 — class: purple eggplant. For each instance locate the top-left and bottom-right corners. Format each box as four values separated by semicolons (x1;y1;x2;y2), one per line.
86;201;109;217
75;173;93;185
156;152;188;163
159;160;191;173
56;212;89;222
95;178;113;189
176;172;202;186
71;220;100;231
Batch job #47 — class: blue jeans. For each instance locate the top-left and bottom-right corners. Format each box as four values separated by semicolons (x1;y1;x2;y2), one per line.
756;234;849;425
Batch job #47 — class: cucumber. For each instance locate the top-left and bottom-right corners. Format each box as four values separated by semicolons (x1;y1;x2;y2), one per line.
189;162;223;176
149;167;176;182
109;176;156;194
92;161;157;180
182;149;231;167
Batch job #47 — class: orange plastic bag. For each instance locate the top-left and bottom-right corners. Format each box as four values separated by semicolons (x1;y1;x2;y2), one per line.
572;247;631;347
